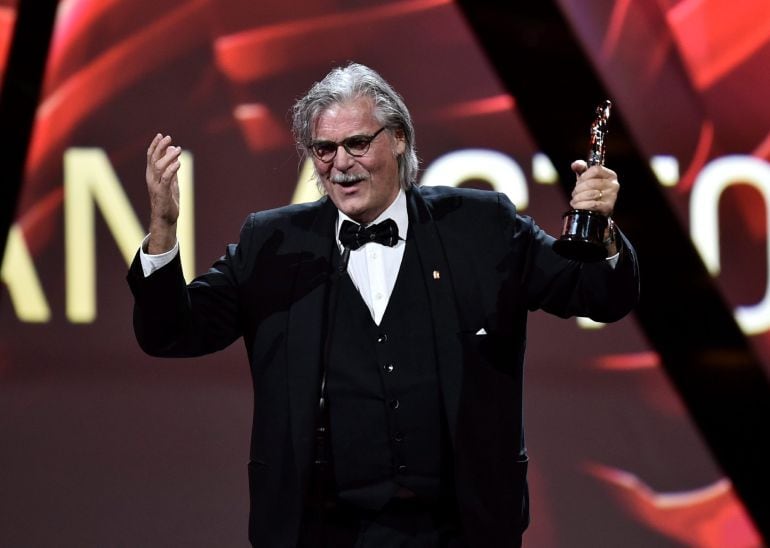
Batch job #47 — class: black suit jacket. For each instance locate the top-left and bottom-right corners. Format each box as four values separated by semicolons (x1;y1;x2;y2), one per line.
128;185;639;547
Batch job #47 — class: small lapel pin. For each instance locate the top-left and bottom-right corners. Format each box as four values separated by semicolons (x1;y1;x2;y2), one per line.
432;270;441;280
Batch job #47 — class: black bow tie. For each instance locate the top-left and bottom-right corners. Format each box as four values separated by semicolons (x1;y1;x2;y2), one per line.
339;219;400;250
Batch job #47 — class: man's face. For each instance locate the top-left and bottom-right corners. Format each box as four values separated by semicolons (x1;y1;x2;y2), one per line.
311;97;405;224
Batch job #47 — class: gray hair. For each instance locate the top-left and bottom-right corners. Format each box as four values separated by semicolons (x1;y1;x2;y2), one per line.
291;63;419;189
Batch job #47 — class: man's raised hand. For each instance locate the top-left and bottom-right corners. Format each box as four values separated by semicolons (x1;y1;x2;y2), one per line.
146;133;182;254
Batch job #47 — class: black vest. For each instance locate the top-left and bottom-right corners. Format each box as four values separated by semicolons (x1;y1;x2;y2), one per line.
327;236;446;510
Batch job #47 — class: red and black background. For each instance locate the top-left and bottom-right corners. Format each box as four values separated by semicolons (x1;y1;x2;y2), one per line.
1;0;769;546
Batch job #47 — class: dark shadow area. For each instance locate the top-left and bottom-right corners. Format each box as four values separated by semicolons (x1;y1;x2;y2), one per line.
456;0;770;541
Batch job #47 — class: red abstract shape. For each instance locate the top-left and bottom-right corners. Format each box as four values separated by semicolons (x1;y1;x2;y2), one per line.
666;0;770;90
214;0;454;83
585;462;762;548
45;0;124;89
676;119;714;193
721;183;767;242
26;0;210;182
16;188;63;255
593;351;661;371
600;0;633;61
0;6;16;86
431;94;515;121
753;130;770;162
233;103;292;152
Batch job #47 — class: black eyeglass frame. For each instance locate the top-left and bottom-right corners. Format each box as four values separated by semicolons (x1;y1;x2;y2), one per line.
307;126;387;163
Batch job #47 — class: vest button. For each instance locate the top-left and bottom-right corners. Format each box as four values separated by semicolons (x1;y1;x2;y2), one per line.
394;432;404;442
397;464;408;474
389;399;400;409
383;363;395;373
377;333;388;343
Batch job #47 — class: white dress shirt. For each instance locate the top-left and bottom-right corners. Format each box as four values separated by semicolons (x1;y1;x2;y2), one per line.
139;236;178;277
336;190;408;325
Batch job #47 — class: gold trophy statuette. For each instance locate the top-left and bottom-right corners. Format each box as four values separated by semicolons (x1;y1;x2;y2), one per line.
553;100;612;262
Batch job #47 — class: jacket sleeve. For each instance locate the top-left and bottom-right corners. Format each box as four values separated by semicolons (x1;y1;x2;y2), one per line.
126;214;258;357
503;194;640;323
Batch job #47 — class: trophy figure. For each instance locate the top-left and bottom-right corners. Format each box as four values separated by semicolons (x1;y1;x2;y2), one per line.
553;100;612;262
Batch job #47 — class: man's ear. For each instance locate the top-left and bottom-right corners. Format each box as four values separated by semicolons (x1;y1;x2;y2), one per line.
392;129;406;155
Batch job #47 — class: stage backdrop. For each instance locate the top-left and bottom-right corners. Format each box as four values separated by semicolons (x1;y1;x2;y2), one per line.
0;0;765;546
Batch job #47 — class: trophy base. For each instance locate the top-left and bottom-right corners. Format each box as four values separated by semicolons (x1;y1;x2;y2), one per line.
553;210;608;262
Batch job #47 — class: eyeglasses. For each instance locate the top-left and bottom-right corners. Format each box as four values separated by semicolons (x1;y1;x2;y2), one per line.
308;127;387;163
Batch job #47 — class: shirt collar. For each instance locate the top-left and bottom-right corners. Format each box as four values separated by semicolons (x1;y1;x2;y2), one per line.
335;189;408;245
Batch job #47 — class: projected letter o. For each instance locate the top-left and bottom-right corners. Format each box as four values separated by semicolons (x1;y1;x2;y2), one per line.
690;155;770;335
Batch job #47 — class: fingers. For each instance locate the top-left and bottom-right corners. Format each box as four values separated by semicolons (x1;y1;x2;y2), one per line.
158;149;182;182
145;134;182;231
147;133;163;160
569;163;619;216
147;133;172;168
147;133;182;185
147;134;181;166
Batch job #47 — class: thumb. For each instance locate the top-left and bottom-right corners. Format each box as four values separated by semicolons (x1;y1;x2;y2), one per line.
571;160;588;178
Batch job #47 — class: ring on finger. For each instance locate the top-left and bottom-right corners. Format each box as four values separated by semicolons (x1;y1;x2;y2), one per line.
598;189;603;201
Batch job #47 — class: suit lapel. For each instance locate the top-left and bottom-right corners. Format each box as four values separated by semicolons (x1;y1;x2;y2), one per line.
285;197;338;487
407;188;464;447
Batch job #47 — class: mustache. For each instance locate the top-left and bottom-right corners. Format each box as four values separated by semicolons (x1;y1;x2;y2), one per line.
331;172;370;185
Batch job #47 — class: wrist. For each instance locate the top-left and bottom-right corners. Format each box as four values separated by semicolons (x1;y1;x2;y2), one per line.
147;220;177;255
603;217;619;255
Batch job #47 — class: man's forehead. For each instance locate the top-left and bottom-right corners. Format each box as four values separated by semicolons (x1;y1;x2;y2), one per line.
312;98;379;137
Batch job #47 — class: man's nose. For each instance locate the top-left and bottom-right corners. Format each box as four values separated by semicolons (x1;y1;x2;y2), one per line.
333;145;355;170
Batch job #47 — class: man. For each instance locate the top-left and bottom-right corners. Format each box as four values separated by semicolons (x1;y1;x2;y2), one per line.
128;63;639;547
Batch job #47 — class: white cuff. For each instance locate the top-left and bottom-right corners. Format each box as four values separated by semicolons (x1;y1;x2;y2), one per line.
139;235;179;277
605;252;619;269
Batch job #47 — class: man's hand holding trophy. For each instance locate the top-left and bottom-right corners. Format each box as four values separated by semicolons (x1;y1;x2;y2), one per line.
553;100;619;262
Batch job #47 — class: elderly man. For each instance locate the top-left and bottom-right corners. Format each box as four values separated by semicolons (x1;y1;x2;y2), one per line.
128;63;639;547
